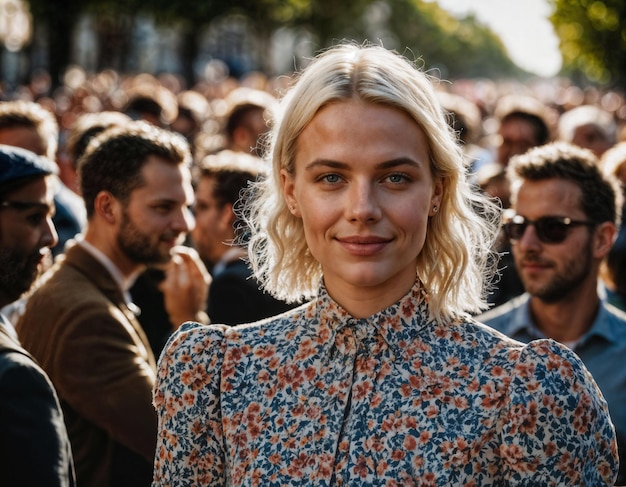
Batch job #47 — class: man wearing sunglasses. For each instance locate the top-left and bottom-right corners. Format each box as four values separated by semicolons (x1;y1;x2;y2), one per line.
478;141;626;484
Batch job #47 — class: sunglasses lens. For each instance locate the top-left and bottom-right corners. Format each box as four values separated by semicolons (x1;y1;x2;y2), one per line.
505;216;573;244
504;222;526;240
536;218;568;243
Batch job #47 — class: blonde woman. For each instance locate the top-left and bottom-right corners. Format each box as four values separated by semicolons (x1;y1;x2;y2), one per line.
153;44;618;485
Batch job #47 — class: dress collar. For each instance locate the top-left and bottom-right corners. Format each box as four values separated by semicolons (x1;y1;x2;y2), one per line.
313;279;441;358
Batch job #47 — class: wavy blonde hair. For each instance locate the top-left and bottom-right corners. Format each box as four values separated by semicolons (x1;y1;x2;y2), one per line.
245;43;500;323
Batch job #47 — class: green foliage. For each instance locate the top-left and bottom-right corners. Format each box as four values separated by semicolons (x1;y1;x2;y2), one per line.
550;0;626;88
385;0;524;79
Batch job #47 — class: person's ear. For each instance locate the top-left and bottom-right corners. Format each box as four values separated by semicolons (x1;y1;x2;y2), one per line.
429;177;444;217
593;221;617;259
94;191;120;224
281;169;300;217
220;203;236;226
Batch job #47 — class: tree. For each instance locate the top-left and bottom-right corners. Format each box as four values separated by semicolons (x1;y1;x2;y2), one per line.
385;0;525;80
550;0;626;89
27;0;148;85
17;0;527;90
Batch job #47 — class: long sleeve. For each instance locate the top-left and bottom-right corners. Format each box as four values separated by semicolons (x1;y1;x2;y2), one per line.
149;281;619;486
498;338;618;485
153;322;229;486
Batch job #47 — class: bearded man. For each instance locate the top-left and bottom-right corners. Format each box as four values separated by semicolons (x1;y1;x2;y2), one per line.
479;142;626;484
17;122;209;487
0;145;75;486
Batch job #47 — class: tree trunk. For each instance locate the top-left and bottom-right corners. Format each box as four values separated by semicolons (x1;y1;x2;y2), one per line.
45;11;75;90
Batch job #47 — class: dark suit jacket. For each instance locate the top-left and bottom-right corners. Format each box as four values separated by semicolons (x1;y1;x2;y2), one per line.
207;259;297;325
0;320;75;486
16;243;156;487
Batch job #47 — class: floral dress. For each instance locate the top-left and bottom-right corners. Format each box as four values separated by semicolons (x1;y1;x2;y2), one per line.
153;280;618;486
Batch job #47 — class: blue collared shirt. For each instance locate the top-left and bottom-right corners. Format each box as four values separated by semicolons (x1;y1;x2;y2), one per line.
479;293;626;449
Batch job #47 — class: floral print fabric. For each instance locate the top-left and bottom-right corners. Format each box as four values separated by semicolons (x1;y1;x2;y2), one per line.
153;281;618;486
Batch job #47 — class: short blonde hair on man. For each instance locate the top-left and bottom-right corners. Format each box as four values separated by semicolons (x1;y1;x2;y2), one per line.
245;43;500;323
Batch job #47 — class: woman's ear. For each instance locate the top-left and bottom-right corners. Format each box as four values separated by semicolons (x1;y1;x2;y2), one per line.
429;177;444;216
281;169;300;217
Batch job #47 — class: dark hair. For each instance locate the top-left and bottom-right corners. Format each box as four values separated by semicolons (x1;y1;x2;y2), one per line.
195;150;265;243
66;111;131;168
225;104;265;140
501;111;550;146
78;121;191;219
508;141;622;226
196;150;264;207
124;96;164;121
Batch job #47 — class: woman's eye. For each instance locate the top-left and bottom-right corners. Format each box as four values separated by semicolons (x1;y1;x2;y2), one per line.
321;173;341;184
387;173;409;184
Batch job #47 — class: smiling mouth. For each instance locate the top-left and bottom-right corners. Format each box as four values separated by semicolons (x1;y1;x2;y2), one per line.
337;236;391;256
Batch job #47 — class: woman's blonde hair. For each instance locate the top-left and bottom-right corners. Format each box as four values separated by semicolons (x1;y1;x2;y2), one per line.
245;43;500;323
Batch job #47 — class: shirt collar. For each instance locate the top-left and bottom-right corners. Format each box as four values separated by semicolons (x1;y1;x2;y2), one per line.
511;294;620;347
75;238;141;305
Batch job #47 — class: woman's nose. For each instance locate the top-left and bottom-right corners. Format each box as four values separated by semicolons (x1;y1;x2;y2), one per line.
345;181;382;223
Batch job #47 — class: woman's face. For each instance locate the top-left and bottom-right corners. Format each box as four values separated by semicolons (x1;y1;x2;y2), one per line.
282;99;442;316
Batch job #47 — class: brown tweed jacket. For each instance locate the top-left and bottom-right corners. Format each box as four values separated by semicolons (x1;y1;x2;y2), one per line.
17;242;157;487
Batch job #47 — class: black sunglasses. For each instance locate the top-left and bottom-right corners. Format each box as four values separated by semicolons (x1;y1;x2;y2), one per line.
503;214;595;244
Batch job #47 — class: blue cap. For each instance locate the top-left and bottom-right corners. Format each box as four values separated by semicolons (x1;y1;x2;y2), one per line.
0;144;58;188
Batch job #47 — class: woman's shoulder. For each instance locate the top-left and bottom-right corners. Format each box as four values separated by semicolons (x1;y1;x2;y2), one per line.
508;337;603;393
499;338;618;481
161;303;311;359
224;301;312;338
451;318;602;385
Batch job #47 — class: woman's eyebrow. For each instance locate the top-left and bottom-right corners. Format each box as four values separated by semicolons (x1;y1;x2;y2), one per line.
377;158;423;170
304;159;348;171
304;157;422;171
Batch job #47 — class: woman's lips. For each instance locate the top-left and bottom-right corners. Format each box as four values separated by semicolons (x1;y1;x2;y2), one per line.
336;236;391;256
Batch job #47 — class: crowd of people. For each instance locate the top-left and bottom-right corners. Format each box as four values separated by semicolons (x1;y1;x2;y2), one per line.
1;42;626;485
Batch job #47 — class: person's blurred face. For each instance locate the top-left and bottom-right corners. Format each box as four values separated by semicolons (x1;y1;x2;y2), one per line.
0;126;47;158
232;108;268;156
282;99;442;314
0;176;57;306
497;118;539;166
116;156;195;265
572;124;613;158
510;178;599;303
191;175;233;267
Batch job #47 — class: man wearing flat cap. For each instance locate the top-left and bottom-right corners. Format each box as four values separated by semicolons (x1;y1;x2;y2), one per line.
0;144;75;486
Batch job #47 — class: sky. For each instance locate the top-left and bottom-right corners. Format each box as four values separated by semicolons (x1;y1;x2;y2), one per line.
431;0;563;77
